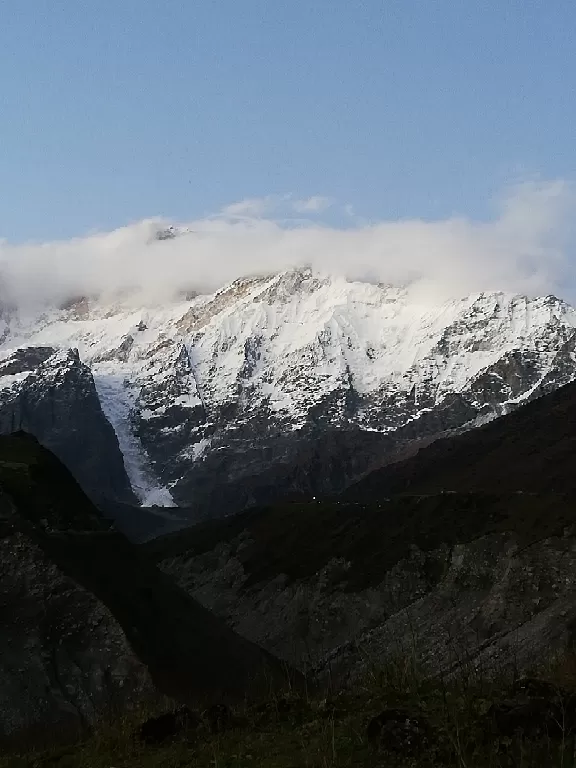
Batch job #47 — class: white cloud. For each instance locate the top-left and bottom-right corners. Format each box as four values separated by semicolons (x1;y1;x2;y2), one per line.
222;194;334;220
219;196;280;218
1;180;575;309
292;196;334;213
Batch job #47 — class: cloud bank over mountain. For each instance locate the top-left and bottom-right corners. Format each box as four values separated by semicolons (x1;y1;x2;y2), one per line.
1;180;575;308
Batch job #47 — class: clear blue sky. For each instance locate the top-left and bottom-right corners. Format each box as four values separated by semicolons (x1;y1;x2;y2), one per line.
1;0;575;241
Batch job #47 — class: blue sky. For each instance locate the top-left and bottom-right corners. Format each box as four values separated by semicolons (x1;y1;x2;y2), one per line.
1;1;575;242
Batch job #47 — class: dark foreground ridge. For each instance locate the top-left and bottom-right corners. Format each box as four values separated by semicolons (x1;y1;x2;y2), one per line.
0;433;287;747
346;377;576;500
145;381;576;689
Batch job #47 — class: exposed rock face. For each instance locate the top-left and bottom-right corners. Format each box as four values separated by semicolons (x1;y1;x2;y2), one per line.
0;348;136;507
152;500;576;680
0;434;288;745
2;270;576;528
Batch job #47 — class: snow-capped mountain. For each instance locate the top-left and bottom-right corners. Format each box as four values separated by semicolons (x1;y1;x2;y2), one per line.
1;266;576;524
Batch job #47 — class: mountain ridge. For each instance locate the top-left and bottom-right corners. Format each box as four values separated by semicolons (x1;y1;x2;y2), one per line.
1;268;576;529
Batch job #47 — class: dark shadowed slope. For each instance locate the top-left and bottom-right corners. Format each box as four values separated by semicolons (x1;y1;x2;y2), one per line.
346;379;576;500
147;492;576;594
0;433;287;745
145;382;576;677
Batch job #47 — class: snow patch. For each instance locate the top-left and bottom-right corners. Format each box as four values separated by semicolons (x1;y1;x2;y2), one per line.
93;374;175;507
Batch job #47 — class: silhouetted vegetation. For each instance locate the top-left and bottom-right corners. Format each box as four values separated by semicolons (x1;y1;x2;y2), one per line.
7;655;576;767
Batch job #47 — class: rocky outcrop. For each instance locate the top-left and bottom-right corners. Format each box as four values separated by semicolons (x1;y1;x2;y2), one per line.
0;348;136;507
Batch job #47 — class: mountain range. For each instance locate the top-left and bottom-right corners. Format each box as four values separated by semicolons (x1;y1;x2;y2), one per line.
1;264;576;533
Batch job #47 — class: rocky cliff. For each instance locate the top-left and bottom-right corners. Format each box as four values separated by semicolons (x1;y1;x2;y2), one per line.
0;348;136;507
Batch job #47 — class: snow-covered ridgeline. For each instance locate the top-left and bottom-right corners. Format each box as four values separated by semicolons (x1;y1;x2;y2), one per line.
1;267;576;504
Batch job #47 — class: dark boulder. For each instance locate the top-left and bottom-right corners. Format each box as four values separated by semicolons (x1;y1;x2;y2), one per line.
138;706;200;745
